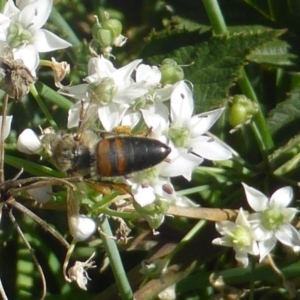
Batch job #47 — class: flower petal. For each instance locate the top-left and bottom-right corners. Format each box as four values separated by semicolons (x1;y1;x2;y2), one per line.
191;136;232;161
0;16;10;41
282;207;298;223
0;115;12;140
258;235;277;262
235;208;250;228
132;184;156;207
170;81;193;125
13;45;39;74
242;183;269;212
215;220;236;235
4;0;20;18
19;0;52;30
87;56;116;79
160;148;203;180
98;103;128;131
136;64;161;86
188;108;224;137
113;84;148;105
32;29;71;52
275;223;300;248
121;111;141;128
234;248;249;268
112;59;142;87
212;236;233;247
270;186;293;208
60;84;89;100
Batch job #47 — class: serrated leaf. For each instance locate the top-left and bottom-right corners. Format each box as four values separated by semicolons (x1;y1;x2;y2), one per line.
248;39;297;66
144;28;284;112
267;88;300;137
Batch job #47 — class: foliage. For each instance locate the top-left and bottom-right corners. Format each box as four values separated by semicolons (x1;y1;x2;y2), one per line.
2;0;300;299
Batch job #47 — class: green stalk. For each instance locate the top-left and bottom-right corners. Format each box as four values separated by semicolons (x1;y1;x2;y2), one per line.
30;84;58;130
5;154;63;177
202;0;274;158
164;220;206;266
99;217;133;300
202;0;227;34
50;7;81;48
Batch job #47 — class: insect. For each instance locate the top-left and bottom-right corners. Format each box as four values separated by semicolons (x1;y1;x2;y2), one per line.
43;99;171;179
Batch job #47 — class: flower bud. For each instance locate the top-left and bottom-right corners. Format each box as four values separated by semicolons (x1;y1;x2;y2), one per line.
17;128;43;154
92;23;102;40
160;59;184;85
68;215;97;242
134;197;169;229
95;28;114;48
228;95;258;128
103;18;123;40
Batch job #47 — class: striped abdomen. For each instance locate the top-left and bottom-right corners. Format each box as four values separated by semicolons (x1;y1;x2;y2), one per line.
95;137;171;177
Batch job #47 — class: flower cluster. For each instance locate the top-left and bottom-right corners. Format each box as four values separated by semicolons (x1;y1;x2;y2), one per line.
58;57;232;227
0;0;71;75
17;55;232;228
212;183;300;267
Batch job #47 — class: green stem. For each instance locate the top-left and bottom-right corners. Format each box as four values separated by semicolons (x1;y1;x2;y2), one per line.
202;0;227;35
273;151;300;176
99;217;133;300
104;209;140;219
165;220;206;266
50;7;81;48
249;258;255;300
202;0;274;158
239;69;274;154
30;84;58;130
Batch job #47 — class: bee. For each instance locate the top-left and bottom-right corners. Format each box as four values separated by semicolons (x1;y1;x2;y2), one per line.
44;100;171;178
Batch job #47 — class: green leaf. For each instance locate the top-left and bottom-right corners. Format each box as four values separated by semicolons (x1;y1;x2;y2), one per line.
35;82;73;111
267;88;300;138
144;28;284;112
5;154;64;177
248;39;297;66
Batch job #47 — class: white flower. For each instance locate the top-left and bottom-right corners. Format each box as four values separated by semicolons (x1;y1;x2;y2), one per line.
0;0;71;74
62;56;148;131
122;63;173;128
127;164;176;207
143;81;232;180
212;208;259;268
242;183;300;262
0;115;12;140
68;253;96;290
135;64;161;87
17;128;42;154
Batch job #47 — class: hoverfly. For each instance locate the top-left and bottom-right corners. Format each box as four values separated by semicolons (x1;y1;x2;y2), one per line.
44;95;171;179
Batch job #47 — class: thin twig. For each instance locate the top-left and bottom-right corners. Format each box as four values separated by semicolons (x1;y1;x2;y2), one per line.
8;209;47;300
0;93;8;183
0;277;8;300
7;197;70;249
0;176;78;191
